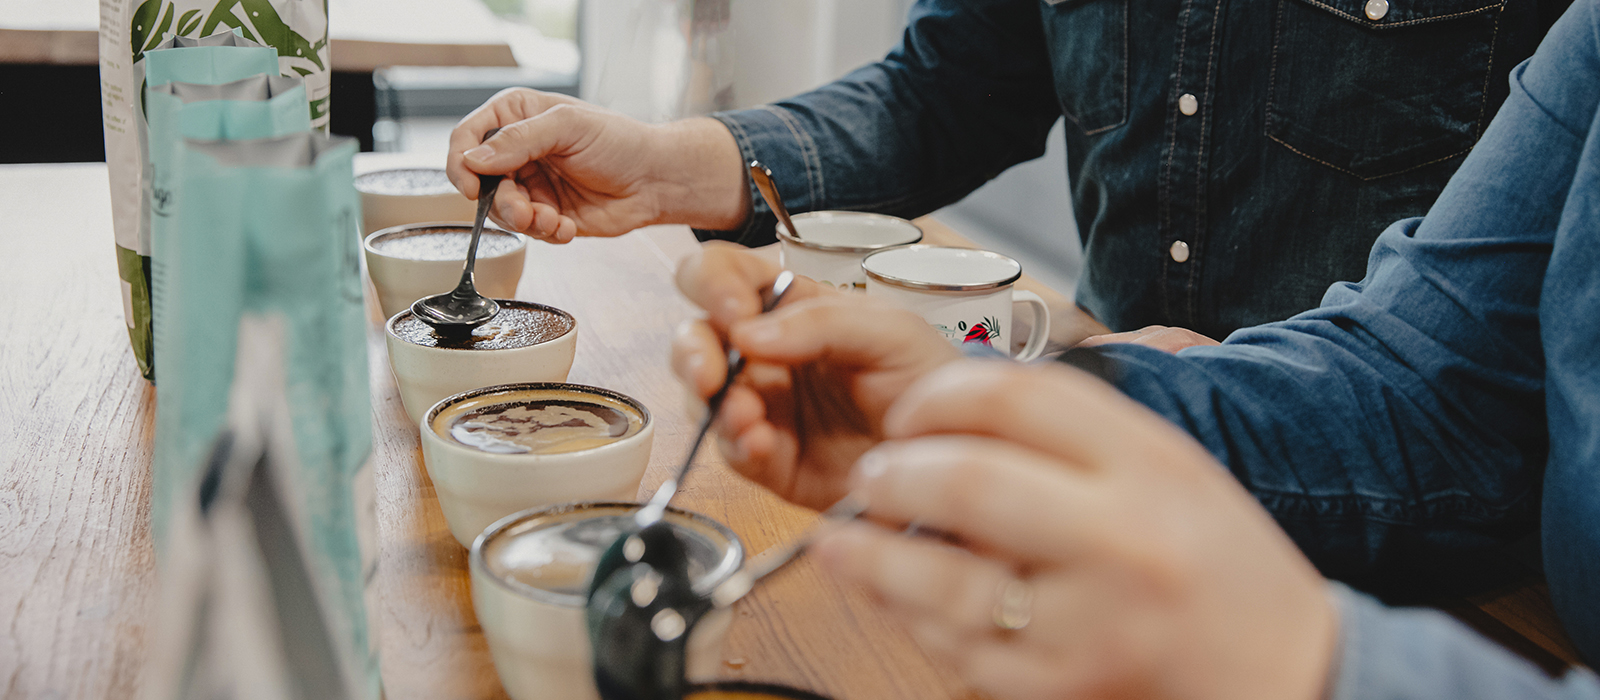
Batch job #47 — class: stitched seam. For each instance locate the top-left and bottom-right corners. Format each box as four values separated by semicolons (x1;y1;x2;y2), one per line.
761;105;825;209
1266;133;1472;180
1267;0;1286;143
1187;0;1226;328
1475;7;1502;139
1057;0;1132;135
1296;0;1504;27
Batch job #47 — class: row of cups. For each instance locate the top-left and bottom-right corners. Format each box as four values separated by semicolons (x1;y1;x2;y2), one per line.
355;168;1051;700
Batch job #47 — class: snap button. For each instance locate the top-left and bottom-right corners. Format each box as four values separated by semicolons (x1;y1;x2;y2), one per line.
1364;0;1388;21
1178;93;1198;116
1169;240;1190;263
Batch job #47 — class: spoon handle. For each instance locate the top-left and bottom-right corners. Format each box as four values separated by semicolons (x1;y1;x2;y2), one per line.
707;493;868;607
749;160;799;240
639;271;797;524
456;127;504;294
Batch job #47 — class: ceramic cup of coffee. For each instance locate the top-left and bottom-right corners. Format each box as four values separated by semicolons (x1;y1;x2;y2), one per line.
862;245;1051;361
423;383;655;546
778;211;923;291
364;223;528;320
386;301;578;426
470;501;742;700
355;167;478;236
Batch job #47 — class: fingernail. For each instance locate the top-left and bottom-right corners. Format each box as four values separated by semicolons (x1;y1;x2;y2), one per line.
464;145;495;163
851;450;889;487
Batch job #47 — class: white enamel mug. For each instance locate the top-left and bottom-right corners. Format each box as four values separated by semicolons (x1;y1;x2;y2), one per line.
862;245;1051;361
778;211;923;290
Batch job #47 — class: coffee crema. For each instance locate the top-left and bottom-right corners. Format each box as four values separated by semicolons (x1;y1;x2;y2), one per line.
354;167;457;196
393;301;574;351
371;226;522;261
432;387;644;455
481;505;729;600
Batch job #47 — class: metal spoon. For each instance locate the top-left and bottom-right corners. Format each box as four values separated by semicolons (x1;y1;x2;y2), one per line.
748;161;799;240
587;271;796;700
411;128;505;334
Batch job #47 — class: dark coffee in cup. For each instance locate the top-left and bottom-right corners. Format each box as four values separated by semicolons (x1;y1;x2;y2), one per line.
431;386;646;455
391;300;575;351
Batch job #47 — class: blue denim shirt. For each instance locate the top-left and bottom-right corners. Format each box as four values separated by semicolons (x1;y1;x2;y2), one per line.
1062;0;1600;681
702;0;1562;338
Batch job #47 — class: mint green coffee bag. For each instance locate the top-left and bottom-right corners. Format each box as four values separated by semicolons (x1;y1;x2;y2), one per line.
112;32;282;380
144;131;378;699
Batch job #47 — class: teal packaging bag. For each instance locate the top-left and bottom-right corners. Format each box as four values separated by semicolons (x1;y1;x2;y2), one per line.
145;131;379;699
117;31;281;381
146;74;310;349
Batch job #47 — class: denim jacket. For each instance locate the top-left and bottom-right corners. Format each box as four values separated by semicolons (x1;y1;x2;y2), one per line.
1065;0;1600;679
703;0;1563;338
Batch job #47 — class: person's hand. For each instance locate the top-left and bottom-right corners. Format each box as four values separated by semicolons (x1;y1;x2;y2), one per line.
671;243;962;509
1075;324;1221;353
446;88;748;243
813;361;1336;700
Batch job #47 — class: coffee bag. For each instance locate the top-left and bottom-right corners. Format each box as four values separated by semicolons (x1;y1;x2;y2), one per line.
99;0;331;378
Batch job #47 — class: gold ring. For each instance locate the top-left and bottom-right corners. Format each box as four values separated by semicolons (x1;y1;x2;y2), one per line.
992;577;1033;632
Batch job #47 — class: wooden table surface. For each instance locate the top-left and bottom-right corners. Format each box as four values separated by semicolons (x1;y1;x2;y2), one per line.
0;159;1582;699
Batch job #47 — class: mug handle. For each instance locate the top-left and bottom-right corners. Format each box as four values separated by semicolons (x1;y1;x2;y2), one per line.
1012;291;1051;362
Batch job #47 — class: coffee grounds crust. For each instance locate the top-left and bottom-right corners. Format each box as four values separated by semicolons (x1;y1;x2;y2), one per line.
393;301;574;351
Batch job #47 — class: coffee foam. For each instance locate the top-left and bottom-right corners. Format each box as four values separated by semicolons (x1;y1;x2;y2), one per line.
371;227;522;261
433;387;644;455
482;505;730;602
354;167;457;196
392;301;574;351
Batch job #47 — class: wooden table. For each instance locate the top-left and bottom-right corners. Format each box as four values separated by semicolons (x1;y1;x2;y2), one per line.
0;159;1581;699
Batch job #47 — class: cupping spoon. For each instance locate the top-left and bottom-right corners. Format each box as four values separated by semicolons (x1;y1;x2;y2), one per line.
411;128;505;334
587;271;796;700
749;161;800;240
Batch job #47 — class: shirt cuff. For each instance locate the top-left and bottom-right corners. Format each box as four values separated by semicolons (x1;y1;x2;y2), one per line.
1326;582;1600;700
691;106;826;248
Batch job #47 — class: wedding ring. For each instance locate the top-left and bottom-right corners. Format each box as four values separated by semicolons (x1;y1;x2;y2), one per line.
992;577;1034;632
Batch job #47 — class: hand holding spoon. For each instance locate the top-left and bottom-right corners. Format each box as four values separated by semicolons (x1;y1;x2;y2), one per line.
411;128;505;334
586;271;796;700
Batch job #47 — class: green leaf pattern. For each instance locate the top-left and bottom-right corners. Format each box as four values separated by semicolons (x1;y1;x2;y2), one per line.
129;0;330;77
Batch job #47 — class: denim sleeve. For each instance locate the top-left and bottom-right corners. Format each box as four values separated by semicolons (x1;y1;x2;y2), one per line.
1058;0;1600;598
694;0;1061;246
1327;584;1600;700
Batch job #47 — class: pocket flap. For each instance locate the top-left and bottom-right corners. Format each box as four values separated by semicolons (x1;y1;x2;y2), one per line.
1292;0;1503;28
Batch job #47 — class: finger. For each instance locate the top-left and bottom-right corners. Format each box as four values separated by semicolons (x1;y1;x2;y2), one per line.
462;103;588;180
882;360;1200;474
447;88;549;197
959;641;1079;700
487;177;535;233
813;522;1018;639
729;294;959;371
675;243;828;330
1073;327;1157;348
847;436;1106;564
671;319;727;397
531;202;564;238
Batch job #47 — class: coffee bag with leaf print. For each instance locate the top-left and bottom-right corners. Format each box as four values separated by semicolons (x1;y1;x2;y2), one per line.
98;0;330;380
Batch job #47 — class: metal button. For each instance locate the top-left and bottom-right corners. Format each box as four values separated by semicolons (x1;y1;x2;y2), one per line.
1178;93;1199;116
1169;240;1191;263
1365;0;1388;20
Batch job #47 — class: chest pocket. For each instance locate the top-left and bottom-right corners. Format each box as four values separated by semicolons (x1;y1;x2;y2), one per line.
1266;0;1503;180
1042;0;1129;135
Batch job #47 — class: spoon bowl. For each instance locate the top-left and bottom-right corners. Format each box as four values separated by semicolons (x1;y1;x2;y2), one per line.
411;128;506;334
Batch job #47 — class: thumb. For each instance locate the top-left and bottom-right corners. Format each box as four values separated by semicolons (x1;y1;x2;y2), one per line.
461;104;586;177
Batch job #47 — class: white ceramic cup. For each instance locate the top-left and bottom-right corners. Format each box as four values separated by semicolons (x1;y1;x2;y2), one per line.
385;301;579;426
470;502;742;700
423;383;655;546
355;167;478;236
862;245;1052;361
777;211;923;291
364;222;528;320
